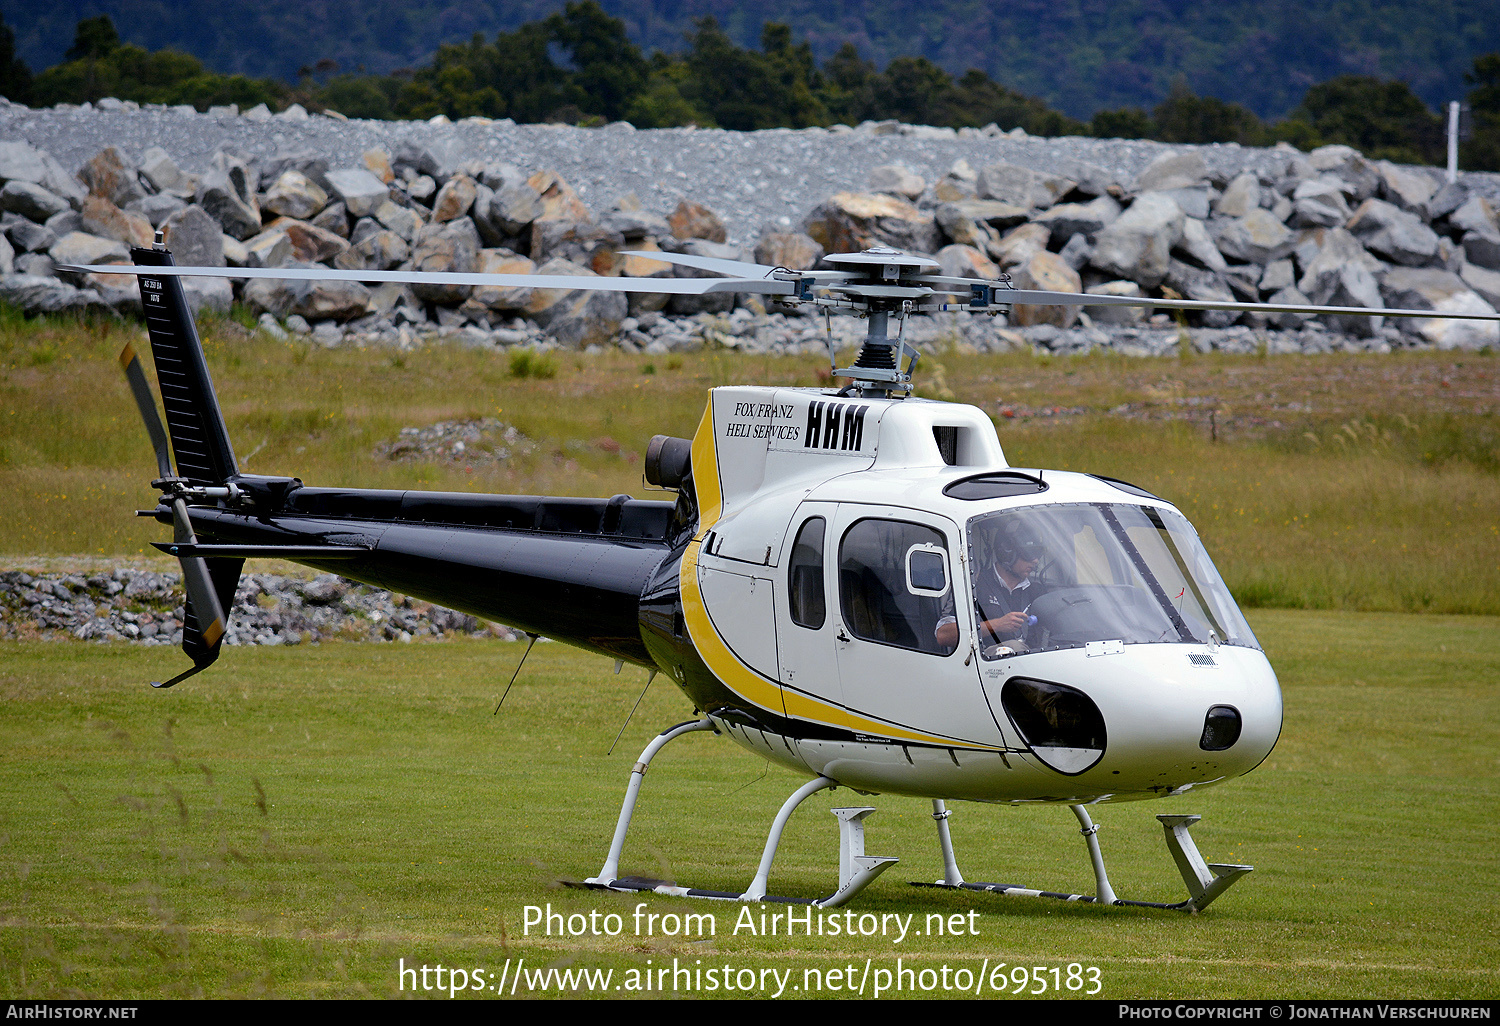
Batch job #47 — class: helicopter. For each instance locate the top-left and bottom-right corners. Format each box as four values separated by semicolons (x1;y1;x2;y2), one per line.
65;238;1500;912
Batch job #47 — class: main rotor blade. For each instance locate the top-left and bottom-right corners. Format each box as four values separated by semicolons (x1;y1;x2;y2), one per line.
60;263;795;296
620;250;778;278
966;287;1500;322
171;497;226;651
118;342;173;479
623;250;854;282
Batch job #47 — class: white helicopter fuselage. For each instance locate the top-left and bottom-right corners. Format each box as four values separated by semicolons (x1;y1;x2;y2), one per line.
679;385;1282;805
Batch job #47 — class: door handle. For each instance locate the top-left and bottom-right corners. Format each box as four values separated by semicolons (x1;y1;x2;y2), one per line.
836;629;851;643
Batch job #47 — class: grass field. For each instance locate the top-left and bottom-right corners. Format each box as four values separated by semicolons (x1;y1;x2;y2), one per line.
2;311;1497;614
2;310;1498;999
1;609;1497;999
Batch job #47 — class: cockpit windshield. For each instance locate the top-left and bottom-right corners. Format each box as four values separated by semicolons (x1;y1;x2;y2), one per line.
966;503;1259;660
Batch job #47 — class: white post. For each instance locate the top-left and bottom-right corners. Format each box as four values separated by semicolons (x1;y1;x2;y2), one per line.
1448;101;1460;184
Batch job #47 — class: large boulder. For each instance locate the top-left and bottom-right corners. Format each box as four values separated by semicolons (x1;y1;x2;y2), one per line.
266;217;350;264
976;163;1074;211
334;229;408;271
1377;161;1439;218
667;200;727;243
262;170;328;220
1033;194;1121;246
524;257;627;346
139;147;197;198
868;164;926;199
243;272;370;321
530;219;625;274
80;195;152;248
755;231;823;270
1212;208;1294;266
1307;145;1381;201
1213;173;1262;218
1288;177;1352;228
1380;267;1500;349
0;180;69;222
0;274;111;315
802;192;940;255
1084;280;1150;325
1089;192;1184;289
410;218;481;303
1008;249;1082;328
324;169;389;218
1296;228;1384;335
470;250;537;312
0;141;85;209
195;155;262;240
431;174;478;223
935;244;999;282
1346;198;1439;267
1133;150;1208;194
160;205;225;267
528;170;591;223
78;147;145;207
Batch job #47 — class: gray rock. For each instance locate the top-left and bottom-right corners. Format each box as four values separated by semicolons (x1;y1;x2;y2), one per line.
373;199;423;241
1058;232;1091;270
524;256;627;346
243;229;295;269
1033;194;1121;245
1448;196;1498;237
1377;161;1439;218
1346;198;1439;267
1264;286;1312;329
14;252;53;276
1084;280;1149;325
530;219;623;270
181;276;233;317
262;170;328;220
325;169;389;218
0;273;110;315
1307;145;1380;201
1214;172;1261;218
0;180;69;221
1089;192;1184;290
1427;182;1469;221
77;147;145;207
160;205;225;267
976;163;1073;210
311;201;349;239
0;140;50;187
4;217;54;253
196;155;262;240
868;164;926;199
1461;229;1500;271
1260;258;1296;294
1175;215;1228;273
1459;262;1500;309
1380;266;1499;349
45;209;82;238
410;218;481;303
126;192;187;226
1165;259;1237;327
1213;208;1294;265
393;141;441;179
1134;150;1208;193
334;229;409;271
139;147;195;198
49;231;129;267
1289;178;1351;228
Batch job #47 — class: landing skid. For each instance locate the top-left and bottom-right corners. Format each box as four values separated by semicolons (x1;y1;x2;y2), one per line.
913;802;1252;913
582;719;895;908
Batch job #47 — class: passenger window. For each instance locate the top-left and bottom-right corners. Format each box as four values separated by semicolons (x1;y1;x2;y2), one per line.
840;519;957;656
787;517;826;629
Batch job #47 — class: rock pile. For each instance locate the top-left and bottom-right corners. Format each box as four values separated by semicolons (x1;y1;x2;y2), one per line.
0;113;1498;351
0;568;521;646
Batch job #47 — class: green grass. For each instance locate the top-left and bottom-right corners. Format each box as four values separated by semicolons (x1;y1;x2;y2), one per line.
1;609;1497;998
2;318;1497;612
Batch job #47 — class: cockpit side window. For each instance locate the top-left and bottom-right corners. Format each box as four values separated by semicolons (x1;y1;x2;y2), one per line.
839;519;958;656
787;517;826;629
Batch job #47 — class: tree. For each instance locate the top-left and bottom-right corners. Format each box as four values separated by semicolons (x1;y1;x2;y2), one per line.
1151;78;1267;145
0;14;32;103
1462;52;1500;171
1285;75;1443;164
65;15;119;61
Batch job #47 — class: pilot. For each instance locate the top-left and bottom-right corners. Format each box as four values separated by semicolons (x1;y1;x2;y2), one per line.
934;518;1047;652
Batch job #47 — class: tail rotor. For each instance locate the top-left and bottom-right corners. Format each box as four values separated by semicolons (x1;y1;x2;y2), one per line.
119;341;231;688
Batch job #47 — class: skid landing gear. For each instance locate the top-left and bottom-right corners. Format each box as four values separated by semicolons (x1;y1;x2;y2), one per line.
912;804;1252;913
582;720;895;907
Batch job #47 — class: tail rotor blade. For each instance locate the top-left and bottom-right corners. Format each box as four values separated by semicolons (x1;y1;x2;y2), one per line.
171;498;226;651
119;342;173;479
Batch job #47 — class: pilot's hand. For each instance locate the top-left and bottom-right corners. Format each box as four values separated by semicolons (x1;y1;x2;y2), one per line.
994;611;1029;634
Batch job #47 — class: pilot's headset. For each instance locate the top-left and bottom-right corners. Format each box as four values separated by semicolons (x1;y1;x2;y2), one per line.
990;517;1046;574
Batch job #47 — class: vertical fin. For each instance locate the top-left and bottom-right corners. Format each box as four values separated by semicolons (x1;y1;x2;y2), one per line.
131;247;238;485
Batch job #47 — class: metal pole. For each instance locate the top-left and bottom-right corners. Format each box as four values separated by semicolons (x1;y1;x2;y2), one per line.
1448;101;1460;184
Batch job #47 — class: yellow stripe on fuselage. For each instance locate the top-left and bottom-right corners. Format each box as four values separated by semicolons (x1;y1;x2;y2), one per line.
678;394;1001;751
